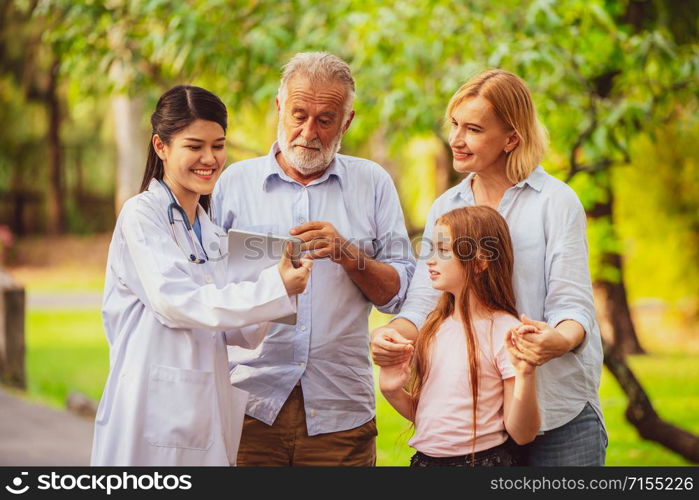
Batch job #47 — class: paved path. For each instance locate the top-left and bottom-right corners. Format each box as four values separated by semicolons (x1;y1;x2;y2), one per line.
0;388;93;466
26;292;103;310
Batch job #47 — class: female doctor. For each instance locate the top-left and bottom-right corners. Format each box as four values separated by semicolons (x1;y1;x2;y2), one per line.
91;85;312;466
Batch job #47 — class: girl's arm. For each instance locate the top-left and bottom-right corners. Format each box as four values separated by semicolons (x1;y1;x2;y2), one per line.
379;360;414;421
503;330;540;444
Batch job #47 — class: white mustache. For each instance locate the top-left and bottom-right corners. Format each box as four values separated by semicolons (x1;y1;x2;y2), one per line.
291;138;323;149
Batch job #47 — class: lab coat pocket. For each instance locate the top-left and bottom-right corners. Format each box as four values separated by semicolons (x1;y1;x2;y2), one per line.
144;364;215;450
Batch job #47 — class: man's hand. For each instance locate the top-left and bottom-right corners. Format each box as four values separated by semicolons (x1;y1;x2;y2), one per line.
371;326;413;367
290;221;361;270
509;314;574;366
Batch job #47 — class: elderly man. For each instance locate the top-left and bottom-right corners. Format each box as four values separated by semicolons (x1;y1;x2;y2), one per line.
213;52;415;466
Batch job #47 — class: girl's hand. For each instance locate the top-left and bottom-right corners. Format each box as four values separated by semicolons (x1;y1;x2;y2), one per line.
379;358;412;395
506;329;536;375
278;241;313;296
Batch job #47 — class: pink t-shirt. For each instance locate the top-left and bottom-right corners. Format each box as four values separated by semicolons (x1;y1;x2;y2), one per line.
408;312;519;457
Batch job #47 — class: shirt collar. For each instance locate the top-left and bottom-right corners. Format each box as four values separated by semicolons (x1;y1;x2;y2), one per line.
451;172;476;201
262;141;344;191
452;165;546;201
514;165;546;192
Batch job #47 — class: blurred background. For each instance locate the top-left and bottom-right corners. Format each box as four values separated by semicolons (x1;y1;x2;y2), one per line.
0;0;697;465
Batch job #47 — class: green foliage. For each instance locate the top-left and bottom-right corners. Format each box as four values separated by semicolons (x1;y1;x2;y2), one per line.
614;114;699;303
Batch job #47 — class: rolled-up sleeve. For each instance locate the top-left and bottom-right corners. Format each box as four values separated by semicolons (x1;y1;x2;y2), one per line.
372;172;416;314
393;203;441;329
543;190;597;352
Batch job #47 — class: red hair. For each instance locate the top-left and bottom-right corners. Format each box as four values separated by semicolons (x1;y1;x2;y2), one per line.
408;206;517;461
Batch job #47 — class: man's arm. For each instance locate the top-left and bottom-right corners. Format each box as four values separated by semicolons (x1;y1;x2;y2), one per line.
337;241;400;306
291;170;415;309
290;221;403;306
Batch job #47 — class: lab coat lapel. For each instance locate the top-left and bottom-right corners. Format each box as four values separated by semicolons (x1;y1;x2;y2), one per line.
197;204;227;285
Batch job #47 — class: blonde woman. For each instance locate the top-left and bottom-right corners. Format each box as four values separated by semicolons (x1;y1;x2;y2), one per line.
372;70;606;466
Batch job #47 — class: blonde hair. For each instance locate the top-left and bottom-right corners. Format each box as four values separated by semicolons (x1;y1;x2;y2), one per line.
446;69;548;183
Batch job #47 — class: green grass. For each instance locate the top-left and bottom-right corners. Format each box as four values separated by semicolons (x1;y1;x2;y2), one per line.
25;309;108;408
600;353;699;466
21;306;699;465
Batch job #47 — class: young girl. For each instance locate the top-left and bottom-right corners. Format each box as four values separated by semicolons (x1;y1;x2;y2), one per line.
91;86;312;466
380;206;539;466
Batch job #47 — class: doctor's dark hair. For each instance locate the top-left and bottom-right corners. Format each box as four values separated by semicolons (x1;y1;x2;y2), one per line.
140;85;228;212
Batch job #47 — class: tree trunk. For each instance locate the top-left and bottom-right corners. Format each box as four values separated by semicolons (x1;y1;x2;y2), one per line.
46;56;64;235
112;95;147;213
589;189;645;355
603;342;699;462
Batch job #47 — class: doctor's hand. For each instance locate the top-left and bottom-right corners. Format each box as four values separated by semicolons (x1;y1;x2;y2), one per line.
278;242;312;296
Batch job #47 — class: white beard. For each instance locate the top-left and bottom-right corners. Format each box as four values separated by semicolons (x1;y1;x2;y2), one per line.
277;120;342;176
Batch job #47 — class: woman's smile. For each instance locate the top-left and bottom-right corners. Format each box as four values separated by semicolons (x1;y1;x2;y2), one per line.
452;150;474;161
191;167;217;180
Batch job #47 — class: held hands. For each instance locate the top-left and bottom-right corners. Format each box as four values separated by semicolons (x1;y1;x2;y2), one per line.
290;221;359;268
278;241;313;296
505;329;536;375
508;314;573;366
370;326;414;367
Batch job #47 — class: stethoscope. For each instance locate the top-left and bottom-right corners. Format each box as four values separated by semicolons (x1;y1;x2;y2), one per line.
158;179;208;264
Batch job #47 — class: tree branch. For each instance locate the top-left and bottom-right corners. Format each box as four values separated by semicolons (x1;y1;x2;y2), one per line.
604;343;699;463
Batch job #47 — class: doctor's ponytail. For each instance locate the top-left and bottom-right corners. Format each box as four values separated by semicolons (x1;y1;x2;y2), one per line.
140;85;228;213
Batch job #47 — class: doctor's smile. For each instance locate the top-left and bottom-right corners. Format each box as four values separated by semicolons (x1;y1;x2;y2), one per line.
191;167;217;179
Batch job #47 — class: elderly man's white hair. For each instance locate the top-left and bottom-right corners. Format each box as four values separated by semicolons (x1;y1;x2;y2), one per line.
277;52;355;121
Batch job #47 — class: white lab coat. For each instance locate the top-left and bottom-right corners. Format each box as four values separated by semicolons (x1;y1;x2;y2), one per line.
90;179;295;466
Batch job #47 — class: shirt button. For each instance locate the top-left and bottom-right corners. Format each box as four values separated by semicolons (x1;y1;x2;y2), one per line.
299;362;305;367
204;275;213;284
298;217;306;223
310;409;315;418
300;325;307;331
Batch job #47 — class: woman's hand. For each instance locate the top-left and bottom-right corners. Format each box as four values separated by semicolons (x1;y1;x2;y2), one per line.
379;357;412;395
505;329;536;375
509;314;575;366
278;241;313;296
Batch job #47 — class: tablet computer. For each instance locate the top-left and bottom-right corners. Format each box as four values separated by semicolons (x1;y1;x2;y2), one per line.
227;229;302;325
